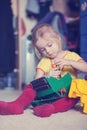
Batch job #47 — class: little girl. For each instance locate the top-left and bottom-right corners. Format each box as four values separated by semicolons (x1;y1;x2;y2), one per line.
0;24;87;117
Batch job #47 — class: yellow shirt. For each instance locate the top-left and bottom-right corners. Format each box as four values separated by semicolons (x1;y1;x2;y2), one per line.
36;51;83;78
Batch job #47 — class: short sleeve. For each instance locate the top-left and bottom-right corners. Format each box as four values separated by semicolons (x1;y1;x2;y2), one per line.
36;58;52;73
65;51;83;61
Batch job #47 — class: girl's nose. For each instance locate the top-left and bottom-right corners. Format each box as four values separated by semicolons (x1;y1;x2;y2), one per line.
45;47;50;54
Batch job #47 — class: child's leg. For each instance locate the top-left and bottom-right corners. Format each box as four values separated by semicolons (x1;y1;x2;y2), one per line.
53;96;79;113
34;104;55;117
33;96;79;117
0;85;36;115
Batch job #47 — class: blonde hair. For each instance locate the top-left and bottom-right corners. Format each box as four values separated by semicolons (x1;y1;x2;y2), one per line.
32;23;63;59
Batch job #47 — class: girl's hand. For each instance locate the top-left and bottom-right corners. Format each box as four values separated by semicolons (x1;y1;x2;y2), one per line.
46;66;61;78
53;58;71;68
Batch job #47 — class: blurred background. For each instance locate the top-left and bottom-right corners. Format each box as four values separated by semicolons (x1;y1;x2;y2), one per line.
0;0;86;90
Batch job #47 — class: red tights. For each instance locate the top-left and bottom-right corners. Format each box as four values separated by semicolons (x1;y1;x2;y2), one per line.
0;85;78;117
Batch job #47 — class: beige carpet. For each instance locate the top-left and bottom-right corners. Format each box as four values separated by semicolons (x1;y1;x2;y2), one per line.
0;90;87;130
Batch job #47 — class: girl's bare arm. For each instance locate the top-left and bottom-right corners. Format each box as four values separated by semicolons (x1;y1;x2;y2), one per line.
55;59;87;73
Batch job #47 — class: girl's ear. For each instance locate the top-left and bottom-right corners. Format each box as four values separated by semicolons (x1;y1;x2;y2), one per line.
34;48;42;60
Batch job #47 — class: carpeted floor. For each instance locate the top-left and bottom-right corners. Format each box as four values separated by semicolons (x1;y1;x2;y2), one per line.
0;90;87;130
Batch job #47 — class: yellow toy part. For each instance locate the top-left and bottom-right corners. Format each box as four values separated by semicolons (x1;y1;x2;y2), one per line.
68;79;87;114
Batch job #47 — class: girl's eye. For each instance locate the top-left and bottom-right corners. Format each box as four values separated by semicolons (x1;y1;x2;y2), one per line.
40;48;45;52
48;43;52;47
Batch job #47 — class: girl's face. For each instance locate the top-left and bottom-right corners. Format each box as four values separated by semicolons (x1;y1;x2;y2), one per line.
35;33;62;59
